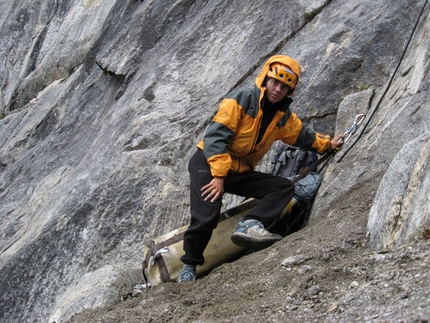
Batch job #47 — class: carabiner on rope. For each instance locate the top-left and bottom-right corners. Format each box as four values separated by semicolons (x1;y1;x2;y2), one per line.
343;114;365;142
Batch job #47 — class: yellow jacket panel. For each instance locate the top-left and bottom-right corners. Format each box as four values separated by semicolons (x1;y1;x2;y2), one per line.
197;56;331;177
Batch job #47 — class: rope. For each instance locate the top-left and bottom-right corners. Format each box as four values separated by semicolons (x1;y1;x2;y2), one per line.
336;0;428;163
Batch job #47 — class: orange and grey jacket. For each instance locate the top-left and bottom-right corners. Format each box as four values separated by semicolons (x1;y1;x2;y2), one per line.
197;55;332;178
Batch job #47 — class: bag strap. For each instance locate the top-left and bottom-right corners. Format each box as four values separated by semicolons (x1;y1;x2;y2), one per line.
142;240;173;284
290;150;336;184
291;149;308;176
268;150;336;235
272;148;288;176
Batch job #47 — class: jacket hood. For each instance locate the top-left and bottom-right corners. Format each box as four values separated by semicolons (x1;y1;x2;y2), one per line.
255;55;302;95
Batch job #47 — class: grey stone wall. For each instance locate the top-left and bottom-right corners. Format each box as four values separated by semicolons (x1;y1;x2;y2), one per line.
0;0;428;322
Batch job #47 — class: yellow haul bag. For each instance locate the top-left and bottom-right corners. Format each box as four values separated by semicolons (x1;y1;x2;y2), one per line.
142;197;297;287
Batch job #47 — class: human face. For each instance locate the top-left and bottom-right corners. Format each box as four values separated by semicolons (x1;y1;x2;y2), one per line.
265;78;291;104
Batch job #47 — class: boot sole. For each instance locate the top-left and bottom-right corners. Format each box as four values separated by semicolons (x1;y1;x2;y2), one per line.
177;279;196;284
231;232;281;250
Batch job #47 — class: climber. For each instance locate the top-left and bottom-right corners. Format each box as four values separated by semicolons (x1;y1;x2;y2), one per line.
177;55;345;282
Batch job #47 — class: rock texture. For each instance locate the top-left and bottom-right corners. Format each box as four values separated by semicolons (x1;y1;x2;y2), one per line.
367;135;430;250
0;0;429;322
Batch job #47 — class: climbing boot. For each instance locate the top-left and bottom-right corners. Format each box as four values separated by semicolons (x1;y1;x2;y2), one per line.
177;264;197;283
231;220;282;250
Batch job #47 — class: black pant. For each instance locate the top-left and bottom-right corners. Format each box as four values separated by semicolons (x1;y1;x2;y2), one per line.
181;149;295;266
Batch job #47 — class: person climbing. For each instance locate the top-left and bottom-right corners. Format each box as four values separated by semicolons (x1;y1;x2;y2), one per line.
177;55;345;283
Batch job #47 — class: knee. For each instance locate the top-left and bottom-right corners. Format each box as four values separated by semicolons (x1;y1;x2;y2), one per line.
273;177;295;194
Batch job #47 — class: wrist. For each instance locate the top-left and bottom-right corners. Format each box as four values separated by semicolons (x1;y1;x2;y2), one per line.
325;142;335;153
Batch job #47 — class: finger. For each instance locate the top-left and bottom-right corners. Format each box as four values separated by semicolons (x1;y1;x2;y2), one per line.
210;191;220;203
209;194;217;203
201;183;211;192
204;192;217;202
202;188;214;199
202;187;214;200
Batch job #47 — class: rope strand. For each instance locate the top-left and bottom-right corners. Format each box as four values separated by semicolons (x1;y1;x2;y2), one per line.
336;0;428;163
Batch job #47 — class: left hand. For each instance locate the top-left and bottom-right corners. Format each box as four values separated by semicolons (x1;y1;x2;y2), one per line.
330;134;345;150
202;177;224;203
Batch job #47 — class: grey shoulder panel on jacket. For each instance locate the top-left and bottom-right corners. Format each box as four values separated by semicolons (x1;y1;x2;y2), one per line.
225;86;260;118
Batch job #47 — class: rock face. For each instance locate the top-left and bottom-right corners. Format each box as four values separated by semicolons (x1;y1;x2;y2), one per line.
0;0;429;322
367;135;430;250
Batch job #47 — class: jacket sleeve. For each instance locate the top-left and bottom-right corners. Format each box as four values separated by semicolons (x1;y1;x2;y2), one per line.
279;112;331;154
199;98;244;177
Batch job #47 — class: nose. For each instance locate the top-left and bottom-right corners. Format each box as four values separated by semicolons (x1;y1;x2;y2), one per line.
274;83;283;92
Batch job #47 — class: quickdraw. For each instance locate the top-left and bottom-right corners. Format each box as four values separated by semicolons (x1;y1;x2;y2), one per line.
343;114;366;143
335;113;367;163
315;113;367;172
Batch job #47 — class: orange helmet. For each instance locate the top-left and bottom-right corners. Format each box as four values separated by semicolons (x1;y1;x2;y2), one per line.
267;62;298;91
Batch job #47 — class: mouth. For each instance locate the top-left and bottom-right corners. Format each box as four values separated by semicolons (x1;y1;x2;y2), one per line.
269;93;280;101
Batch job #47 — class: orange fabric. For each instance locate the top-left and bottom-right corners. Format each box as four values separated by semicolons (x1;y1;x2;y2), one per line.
255;55;301;95
312;133;332;153
198;55;331;177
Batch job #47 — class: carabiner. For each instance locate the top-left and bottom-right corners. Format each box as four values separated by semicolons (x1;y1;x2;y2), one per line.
344;114;365;142
149;246;169;266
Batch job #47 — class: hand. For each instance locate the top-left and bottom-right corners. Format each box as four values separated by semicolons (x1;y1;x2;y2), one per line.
330;134;345;150
202;177;224;203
